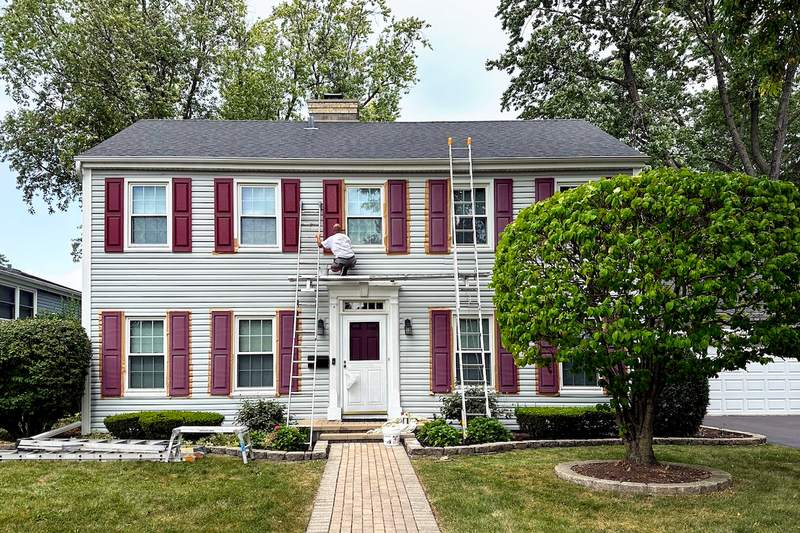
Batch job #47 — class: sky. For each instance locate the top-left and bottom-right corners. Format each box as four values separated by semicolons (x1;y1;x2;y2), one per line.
0;0;515;291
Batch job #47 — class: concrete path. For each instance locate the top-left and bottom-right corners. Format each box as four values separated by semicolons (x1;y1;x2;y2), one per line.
307;443;440;533
704;415;800;448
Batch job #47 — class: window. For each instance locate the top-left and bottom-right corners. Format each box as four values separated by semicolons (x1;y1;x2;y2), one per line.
559;185;577;192
18;290;34;318
0;285;13;319
562;361;601;388
128;319;165;389
131;184;168;245
455;318;492;386
239;185;278;246
454;188;488;245
346;187;383;245
237;319;274;388
343;301;384;311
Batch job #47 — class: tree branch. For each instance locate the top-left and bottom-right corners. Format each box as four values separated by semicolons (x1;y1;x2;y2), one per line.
769;61;798;179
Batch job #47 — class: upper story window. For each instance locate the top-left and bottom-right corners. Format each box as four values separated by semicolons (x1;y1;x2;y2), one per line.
346;187;383;245
0;285;35;320
455;317;492;386
237;318;275;389
239;185;278;246
130;184;168;246
128;319;165;390
454;187;488;245
562;361;601;388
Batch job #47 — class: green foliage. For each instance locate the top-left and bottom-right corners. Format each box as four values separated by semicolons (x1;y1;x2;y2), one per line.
0;427;12;441
235;399;285;432
440;386;504;422
493;169;800;461
514;406;617;439
415;419;462;448
268;425;309;451
465;417;512;445
0;316;90;437
655;374;710;437
103;411;224;440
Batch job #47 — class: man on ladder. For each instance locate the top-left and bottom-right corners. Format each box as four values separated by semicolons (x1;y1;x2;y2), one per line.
315;223;357;275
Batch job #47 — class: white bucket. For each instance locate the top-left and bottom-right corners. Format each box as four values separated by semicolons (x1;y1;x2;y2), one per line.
382;427;402;446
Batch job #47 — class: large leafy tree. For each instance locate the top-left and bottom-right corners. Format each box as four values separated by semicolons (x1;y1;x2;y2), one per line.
492;169;800;464
219;0;429;122
489;0;799;181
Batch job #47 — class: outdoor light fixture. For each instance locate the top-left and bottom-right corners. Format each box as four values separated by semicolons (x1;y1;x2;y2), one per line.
317;319;325;336
404;318;413;336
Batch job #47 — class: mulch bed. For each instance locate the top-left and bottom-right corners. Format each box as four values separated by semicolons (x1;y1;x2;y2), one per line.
573;460;712;483
512;426;746;441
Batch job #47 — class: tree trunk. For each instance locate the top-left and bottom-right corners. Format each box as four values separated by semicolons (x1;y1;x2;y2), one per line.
619;385;659;465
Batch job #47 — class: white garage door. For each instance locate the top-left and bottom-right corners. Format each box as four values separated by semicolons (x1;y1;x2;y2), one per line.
709;358;800;414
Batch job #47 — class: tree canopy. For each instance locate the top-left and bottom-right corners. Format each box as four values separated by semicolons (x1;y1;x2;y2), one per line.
489;0;799;182
0;0;429;213
492;168;800;464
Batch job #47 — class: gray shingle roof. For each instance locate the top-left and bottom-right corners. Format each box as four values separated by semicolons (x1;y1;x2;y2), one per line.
78;119;646;161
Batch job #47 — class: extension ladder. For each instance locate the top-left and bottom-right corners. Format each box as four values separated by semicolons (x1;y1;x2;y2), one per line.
448;136;492;437
286;201;324;450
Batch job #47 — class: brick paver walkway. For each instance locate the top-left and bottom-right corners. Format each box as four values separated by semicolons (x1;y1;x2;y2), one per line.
307;443;440;533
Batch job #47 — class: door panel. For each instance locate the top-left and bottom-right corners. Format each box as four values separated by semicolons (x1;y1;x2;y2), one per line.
349;322;380;361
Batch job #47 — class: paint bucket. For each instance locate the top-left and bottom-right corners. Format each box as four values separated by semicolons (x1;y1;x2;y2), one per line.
382;427;402;447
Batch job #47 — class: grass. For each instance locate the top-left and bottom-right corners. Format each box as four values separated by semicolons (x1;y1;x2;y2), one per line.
0;455;324;533
414;445;800;533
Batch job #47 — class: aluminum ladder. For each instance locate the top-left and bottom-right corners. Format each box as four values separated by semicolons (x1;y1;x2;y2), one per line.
448;136;492;438
286;200;324;450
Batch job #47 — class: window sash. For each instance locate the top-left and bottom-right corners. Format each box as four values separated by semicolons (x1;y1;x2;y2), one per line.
237;319;275;389
562;361;601;387
129;355;165;389
128;319;166;390
454;188;488;245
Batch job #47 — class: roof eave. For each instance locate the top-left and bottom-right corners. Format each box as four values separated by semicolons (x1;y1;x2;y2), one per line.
0;268;81;297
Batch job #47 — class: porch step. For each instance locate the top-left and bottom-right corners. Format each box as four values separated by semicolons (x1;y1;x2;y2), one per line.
297;421;383;434
318;432;414;442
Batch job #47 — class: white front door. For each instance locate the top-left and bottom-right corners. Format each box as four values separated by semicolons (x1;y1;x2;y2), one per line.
342;315;387;414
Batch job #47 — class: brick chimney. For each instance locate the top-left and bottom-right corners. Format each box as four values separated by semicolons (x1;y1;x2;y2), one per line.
306;93;359;122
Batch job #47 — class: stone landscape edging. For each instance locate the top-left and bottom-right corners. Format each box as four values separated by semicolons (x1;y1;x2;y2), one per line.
554;460;732;495
198;439;329;461
403;426;766;457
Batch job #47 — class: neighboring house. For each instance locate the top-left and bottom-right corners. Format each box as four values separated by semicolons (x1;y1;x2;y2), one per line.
76;97;658;433
0;266;80;320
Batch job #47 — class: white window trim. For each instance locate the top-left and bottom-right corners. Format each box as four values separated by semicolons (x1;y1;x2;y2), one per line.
125;316;167;396
452;182;493;250
559;361;604;394
125;178;172;251
344;182;386;250
453;314;495;388
234;179;282;252
0;284;38;320
233;314;277;395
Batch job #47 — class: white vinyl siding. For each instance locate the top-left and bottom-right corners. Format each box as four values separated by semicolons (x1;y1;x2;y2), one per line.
346;187;383;245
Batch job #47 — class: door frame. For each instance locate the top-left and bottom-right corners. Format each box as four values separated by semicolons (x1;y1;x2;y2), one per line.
341;314;387;414
327;282;401;420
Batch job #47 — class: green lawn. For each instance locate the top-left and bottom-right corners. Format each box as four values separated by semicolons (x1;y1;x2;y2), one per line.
414;445;800;533
0;456;324;533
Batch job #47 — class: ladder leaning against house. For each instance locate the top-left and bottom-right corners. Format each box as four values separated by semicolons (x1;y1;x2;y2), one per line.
448;136;492;438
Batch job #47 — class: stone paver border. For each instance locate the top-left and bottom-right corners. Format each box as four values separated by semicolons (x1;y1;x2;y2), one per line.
554;460;732;495
198;439;329;461
404;426;766;458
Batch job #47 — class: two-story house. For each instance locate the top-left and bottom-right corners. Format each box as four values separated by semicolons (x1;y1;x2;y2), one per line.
76;98;649;433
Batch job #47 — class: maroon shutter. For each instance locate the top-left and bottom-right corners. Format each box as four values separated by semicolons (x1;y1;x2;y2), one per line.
172;178;192;252
430;309;452;393
427;179;449;254
214;178;234;253
496;322;519;393
387;179;408;253
282;179;301;252
535;177;555;202
494;179;513;249
100;311;123;397
278;310;300;394
536;342;560;394
322;180;343;239
104;178;124;253
168;311;191;397
210;311;232;395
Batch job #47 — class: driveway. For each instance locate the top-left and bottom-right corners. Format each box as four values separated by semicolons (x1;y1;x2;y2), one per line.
704;415;800;448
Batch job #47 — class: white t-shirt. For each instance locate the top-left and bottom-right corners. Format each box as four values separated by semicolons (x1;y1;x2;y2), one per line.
322;233;355;258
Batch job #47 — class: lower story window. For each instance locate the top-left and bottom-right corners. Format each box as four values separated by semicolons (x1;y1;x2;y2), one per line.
18;290;34;318
455;318;492;385
129;319;165;389
237;318;274;388
0;285;14;319
562;361;600;387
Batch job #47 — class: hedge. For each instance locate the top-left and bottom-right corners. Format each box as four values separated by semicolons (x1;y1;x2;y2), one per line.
104;411;224;439
515;406;617;439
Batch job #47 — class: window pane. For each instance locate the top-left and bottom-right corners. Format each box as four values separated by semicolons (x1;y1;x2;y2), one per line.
241;186;276;216
0;285;14;305
455;216;487;245
18;305;33;318
241;217;277;245
238;319;273;354
19;290;33;307
132;216;167;244
132;185;166;215
238;354;274;388
130;320;164;355
0;303;13;319
562;361;599;387
348;218;382;245
129;355;165;389
347;188;381;216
